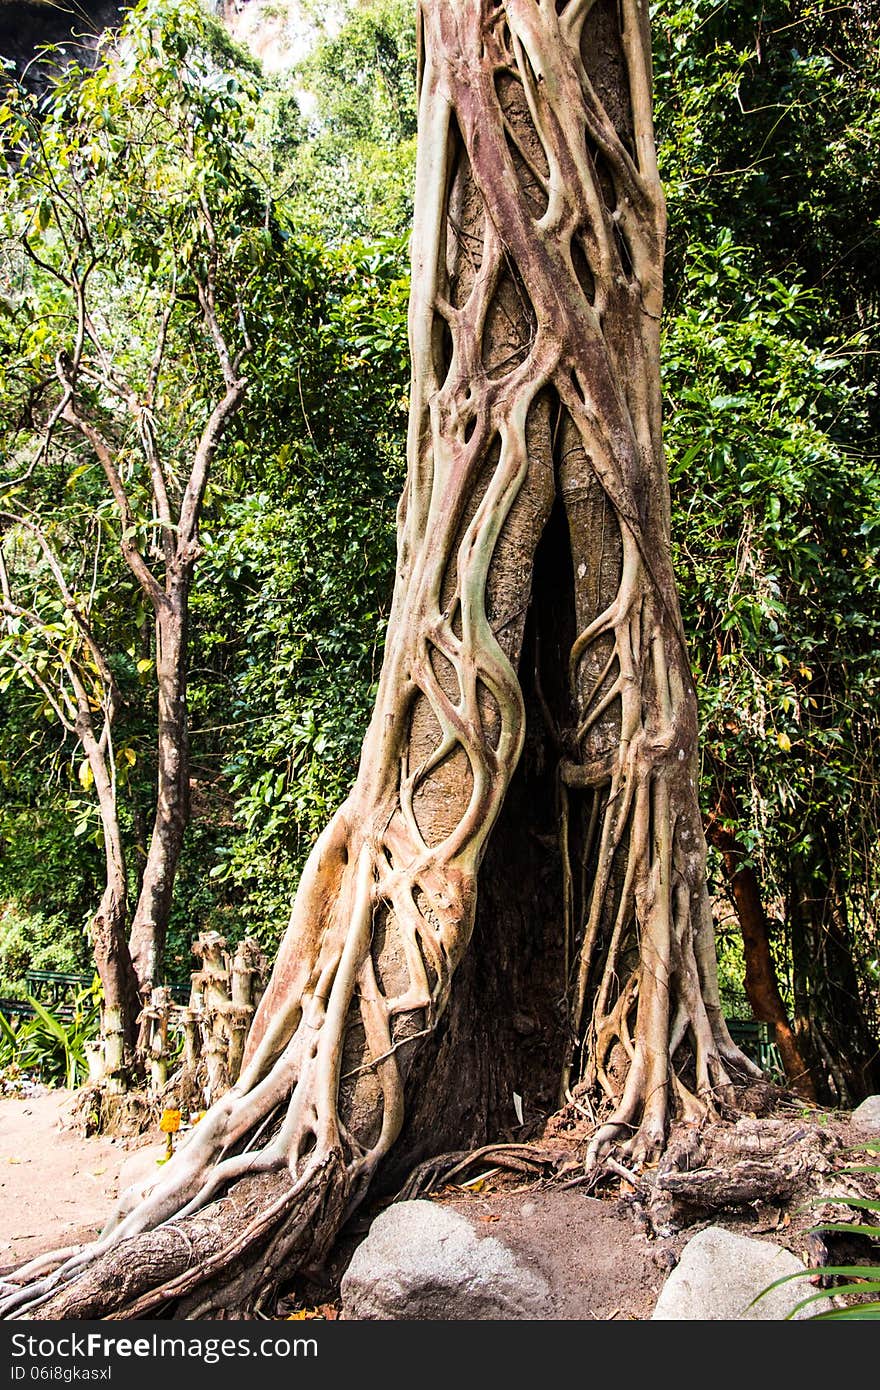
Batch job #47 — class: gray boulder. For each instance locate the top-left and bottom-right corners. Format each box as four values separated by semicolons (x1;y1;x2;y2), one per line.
340;1199;554;1320
652;1226;829;1320
851;1096;880;1133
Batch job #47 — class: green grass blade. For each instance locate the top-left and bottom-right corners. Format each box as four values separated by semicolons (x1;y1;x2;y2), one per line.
25;996;69;1044
820;1195;880;1213
810;1304;880;1320
811;1221;880;1238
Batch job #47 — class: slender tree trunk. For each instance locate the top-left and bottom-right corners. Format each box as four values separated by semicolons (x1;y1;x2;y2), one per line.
77;722;140;1082
706;800;815;1101
0;0;758;1320
128;584;191;990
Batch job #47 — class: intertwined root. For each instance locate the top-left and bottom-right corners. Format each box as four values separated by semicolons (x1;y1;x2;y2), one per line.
558;532;762;1167
1;0;761;1319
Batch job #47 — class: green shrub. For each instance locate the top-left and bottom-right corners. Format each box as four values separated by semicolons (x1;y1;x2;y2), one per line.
0;985;99;1089
0;904;89;1000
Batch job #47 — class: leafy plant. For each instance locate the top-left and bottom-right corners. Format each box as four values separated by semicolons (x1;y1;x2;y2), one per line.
0;903;90;999
756;1140;880;1319
0;983;100;1088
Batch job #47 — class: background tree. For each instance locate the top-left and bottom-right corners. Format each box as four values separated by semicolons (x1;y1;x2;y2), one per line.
0;2;273;1005
655;0;880;1101
0;512;140;1077
0;2;415;1016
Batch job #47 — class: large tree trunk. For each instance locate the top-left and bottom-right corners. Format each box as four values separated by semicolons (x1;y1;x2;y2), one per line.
0;0;758;1320
128;586;192;991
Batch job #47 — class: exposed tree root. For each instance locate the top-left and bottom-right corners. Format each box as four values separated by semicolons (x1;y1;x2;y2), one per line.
1;0;762;1319
395;1143;559;1201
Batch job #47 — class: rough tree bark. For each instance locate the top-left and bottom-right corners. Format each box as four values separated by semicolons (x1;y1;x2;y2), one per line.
0;0;759;1320
706;791;815;1101
75;704;141;1083
127;582;193;990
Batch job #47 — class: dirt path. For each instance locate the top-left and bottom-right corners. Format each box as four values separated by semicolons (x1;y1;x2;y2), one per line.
0;1089;153;1271
0;1089;669;1318
1;1087;872;1318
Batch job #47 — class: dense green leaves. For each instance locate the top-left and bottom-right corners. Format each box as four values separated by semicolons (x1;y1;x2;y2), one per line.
288;0;417;240
188;234;408;946
651;1;880;1084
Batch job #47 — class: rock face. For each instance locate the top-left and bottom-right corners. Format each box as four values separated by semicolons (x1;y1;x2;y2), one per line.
652;1226;828;1320
851;1096;880;1132
340;1200;555;1320
0;2;126;85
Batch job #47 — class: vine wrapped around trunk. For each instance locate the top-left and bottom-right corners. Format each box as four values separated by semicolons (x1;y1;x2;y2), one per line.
0;0;759;1320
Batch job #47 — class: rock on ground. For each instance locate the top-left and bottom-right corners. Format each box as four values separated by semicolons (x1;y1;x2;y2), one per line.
340;1199;555;1320
651;1226;828;1320
851;1096;880;1132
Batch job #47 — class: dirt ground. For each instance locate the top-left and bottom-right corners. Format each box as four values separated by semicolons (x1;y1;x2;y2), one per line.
0;1088;674;1315
1;1087;875;1318
434;1186;669;1319
0;1089;158;1273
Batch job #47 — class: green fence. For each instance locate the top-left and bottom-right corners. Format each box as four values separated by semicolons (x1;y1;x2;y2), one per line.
0;970;190;1022
725;1016;785;1079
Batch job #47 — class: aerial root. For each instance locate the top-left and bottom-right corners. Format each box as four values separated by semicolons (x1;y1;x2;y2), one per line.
395;1142;558;1200
5;1151;347;1321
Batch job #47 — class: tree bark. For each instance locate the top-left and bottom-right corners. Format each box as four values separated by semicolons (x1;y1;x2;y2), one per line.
128;585;191;990
706;797;816;1101
0;519;141;1076
0;0;759;1320
77;719;140;1081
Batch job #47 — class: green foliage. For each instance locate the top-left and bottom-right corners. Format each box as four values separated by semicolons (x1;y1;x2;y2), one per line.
665;232;880;851
288;0;418;240
656;1;880;1063
0;984;99;1088
0;903;89;999
197;233;409;947
654;0;880;345
0;0;329;967
0;0;412;962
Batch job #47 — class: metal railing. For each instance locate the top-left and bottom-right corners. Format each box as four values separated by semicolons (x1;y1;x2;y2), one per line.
0;970;190;1022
